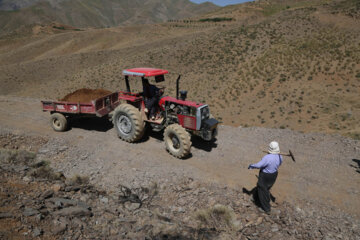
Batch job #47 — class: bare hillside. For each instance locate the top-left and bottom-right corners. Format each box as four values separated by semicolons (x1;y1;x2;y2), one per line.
0;0;218;34
0;0;359;139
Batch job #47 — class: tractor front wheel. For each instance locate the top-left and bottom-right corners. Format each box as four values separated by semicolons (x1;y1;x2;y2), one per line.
113;104;145;142
164;124;191;158
50;113;68;132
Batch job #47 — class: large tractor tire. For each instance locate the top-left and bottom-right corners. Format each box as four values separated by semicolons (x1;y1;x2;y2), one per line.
50;113;68;132
112;104;145;142
164;124;191;158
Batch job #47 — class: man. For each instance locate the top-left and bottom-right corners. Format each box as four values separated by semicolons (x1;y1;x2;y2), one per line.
142;78;163;120
248;141;283;213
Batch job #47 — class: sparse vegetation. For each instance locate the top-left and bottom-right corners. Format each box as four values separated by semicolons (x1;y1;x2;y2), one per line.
0;0;359;138
199;17;233;22
195;204;238;231
0;148;36;164
68;174;90;185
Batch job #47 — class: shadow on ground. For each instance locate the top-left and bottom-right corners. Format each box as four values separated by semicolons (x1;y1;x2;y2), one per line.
242;187;276;209
351;159;360;173
146;129;218;153
191;136;218;152
70;117;113;132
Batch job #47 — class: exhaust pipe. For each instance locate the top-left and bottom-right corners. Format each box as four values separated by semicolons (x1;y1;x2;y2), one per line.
176;75;181;100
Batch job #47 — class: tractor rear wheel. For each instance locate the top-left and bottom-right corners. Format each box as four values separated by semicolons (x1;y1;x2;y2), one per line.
50;113;68;132
113;104;144;142
164;124;191;158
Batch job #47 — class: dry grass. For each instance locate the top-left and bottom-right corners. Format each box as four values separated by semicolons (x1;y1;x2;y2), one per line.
195;204;238;231
67;174;89;185
0;148;36;165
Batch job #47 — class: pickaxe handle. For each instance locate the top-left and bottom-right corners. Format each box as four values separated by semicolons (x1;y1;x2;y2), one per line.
262;150;296;162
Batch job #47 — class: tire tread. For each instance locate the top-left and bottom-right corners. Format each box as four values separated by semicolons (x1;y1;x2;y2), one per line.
112;104;144;142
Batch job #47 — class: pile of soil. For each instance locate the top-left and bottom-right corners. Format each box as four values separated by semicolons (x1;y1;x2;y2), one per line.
60;88;112;102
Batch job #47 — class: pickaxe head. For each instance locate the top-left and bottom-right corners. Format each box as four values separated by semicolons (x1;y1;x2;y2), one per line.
289;150;296;162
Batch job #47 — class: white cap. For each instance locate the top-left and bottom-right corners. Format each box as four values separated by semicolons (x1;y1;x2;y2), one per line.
268;141;280;154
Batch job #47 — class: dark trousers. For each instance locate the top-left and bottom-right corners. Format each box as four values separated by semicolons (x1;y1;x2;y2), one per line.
145;97;159;118
257;171;278;212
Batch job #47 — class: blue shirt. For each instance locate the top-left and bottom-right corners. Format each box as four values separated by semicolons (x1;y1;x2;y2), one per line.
250;154;283;174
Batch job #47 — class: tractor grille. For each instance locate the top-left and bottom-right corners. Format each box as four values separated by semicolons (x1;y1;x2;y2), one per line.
183;116;196;129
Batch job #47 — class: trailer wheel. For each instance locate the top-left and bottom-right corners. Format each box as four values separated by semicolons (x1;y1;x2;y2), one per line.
50;113;68;132
164;124;191;158
113;104;144;142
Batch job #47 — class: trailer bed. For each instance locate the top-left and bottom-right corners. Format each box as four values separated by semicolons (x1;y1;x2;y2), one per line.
42;92;120;117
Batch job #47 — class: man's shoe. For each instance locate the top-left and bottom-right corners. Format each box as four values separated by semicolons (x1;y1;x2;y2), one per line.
258;207;271;215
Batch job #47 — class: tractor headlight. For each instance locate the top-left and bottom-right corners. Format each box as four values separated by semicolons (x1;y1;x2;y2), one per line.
201;106;210;120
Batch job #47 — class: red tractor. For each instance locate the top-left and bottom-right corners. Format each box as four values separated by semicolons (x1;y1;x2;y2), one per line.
114;68;219;158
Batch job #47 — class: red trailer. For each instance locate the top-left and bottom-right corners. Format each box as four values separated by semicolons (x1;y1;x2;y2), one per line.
42;92;120;131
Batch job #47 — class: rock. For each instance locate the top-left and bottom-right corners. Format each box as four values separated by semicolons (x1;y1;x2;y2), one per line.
53;207;92;217
35;213;44;221
77;201;91;210
233;220;242;230
52;223;67;235
48;198;77;208
41;189;54;199
51;184;62;192
177;207;185;213
38;149;49;154
124;202;141;211
178;198;187;206
32;228;42;237
72;218;86;229
65;186;81;192
45;201;57;210
0;212;13;219
22;176;31;182
58;146;68;152
156;213;172;222
272;209;281;216
100;196;109;204
23;208;39;217
255;217;263;225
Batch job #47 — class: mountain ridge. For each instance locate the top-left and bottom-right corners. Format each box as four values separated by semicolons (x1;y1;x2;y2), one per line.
0;0;219;34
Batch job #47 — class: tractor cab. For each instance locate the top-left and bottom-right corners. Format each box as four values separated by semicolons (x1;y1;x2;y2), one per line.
120;68;169;123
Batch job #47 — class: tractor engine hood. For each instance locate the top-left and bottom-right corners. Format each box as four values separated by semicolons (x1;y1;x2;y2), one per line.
159;96;204;110
160;96;212;131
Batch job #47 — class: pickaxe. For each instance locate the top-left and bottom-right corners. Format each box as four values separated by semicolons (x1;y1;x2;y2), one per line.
263;150;296;162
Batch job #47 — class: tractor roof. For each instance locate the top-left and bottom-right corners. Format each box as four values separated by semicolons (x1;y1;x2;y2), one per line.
123;68;169;77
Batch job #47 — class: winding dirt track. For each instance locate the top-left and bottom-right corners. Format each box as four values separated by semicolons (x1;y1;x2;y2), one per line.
0;95;359;217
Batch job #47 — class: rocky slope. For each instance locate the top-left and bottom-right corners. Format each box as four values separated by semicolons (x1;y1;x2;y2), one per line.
0;132;359;239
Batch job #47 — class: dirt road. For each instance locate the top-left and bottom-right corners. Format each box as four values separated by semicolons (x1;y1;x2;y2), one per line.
0;95;359;217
